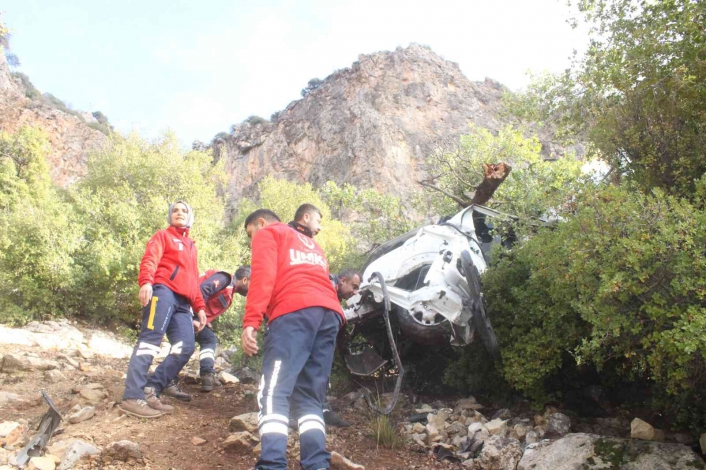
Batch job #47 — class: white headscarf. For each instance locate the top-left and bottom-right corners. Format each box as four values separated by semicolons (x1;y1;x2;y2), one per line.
168;200;194;228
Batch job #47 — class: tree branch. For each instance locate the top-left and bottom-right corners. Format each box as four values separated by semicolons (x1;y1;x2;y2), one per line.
417;180;470;208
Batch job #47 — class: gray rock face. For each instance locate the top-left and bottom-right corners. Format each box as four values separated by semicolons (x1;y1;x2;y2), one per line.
220;45;509;210
517;433;705;470
0;57;106;188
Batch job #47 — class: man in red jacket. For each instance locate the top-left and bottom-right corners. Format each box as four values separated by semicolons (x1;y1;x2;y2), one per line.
120;201;208;419
242;208;343;470
161;265;251;401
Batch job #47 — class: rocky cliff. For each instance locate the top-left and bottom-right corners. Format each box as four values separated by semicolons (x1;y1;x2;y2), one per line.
0;52;106;186
219;44;559;207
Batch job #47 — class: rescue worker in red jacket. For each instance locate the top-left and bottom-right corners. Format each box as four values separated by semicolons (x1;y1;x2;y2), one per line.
119;201;207;419
288;204;361;428
162;266;250;400
242;208;343;470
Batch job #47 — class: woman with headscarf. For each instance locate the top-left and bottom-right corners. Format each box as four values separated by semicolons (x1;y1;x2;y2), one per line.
120;201;208;419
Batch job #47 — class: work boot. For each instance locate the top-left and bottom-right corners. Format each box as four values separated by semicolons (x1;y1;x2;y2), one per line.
200;373;220;392
119;399;164;419
162;379;191;402
144;387;174;413
324;410;350;427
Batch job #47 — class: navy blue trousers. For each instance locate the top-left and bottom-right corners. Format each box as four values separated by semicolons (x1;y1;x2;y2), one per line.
123;284;196;400
256;307;341;470
196;326;218;375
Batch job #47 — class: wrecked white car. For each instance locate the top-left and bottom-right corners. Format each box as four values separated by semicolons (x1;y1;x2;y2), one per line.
340;205;508;412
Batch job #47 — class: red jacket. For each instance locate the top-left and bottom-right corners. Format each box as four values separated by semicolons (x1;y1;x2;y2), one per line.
138;225;206;312
199;270;234;322
243;222;343;330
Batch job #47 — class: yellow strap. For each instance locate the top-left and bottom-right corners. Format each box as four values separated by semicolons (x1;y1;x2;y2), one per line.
147;296;159;330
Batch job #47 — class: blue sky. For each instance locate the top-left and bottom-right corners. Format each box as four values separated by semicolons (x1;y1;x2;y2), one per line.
2;0;587;144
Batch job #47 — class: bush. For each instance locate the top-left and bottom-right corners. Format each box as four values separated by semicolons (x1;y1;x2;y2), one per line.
245;115;268;126
480;184;706;424
301;78;323;98
87;121;110;135
11;72;41;100
0;127;79;325
91;111;109;125
67;132;249;326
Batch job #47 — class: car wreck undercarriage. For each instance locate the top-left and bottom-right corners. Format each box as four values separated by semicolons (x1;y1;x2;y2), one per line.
339;205;508;413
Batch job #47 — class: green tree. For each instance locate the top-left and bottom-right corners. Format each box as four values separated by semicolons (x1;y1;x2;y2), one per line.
480;184;706;425
511;0;706;197
422;125;585;227
68;132;249;325
0;127;80;324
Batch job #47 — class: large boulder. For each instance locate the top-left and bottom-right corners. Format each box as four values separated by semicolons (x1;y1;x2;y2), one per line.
517;433;705;470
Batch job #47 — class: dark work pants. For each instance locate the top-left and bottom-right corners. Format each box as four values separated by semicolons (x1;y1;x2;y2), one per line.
256;307;341;470
196;326;218;376
123;284;196;400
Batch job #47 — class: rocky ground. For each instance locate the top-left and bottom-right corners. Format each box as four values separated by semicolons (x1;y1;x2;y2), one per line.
0;320;705;470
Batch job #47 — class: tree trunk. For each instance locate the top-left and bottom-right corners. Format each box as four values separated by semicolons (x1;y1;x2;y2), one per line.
469;162;512;206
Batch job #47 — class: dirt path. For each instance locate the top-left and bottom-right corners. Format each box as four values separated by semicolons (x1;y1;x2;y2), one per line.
0;343;448;469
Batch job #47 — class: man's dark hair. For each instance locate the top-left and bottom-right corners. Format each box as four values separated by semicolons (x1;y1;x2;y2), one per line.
243;209;280;230
235;265;251;280
294;203;322;222
339;268;360;281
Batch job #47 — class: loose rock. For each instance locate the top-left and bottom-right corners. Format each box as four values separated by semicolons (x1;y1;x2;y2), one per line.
44;370;67;383
467;435;522;470
229;412;259;434
330;451;365;470
631;417;656;441
485;419;508;436
68;406;95;424
525;429;539;445
219;371;239;384
547;413;571;437
57;440;100;470
104;440;141;461
28;456;55;470
191;437;207;446
221;432;257;452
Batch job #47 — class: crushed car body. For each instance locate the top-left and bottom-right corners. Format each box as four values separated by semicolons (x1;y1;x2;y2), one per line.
341;204;510;381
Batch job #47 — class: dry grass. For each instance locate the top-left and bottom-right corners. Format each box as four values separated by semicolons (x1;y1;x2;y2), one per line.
369;413;404;450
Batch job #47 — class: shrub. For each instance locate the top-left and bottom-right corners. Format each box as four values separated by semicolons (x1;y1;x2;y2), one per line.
245;115;268;126
11;72;41;100
301;78;323;98
91;111;109;125
479;184;706;423
87;121;110;135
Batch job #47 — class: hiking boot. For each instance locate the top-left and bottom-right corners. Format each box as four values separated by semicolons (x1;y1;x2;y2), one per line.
119;399;164;419
324;410;350;427
162;379;191;402
200;373;221;392
144;387;174;413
